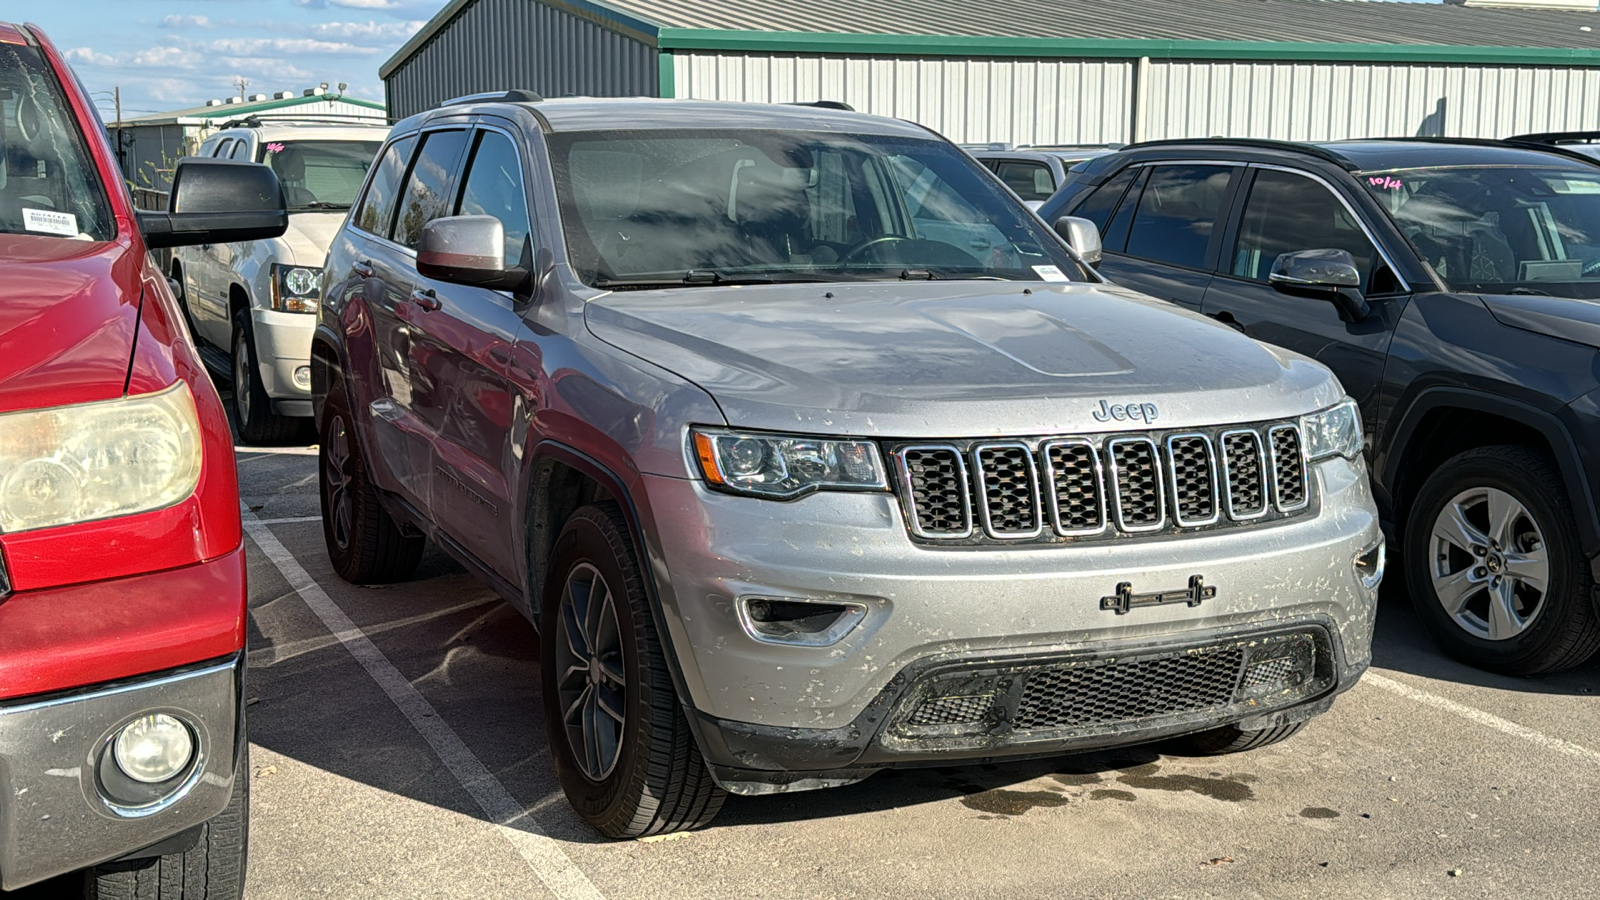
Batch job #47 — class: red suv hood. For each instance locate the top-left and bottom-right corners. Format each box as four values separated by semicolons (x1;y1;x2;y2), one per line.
0;233;141;414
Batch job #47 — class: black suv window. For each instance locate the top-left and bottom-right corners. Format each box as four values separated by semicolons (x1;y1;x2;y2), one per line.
1070;165;1137;234
456;129;532;268
993;161;1054;202
1232;169;1377;288
1124;165;1235;270
394;129;470;249
354;134;416;239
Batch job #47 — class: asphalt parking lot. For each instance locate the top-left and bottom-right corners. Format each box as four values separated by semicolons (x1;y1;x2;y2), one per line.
17;430;1600;899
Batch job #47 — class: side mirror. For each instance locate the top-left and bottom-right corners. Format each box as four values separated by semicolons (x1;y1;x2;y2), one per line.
417;216;528;292
1269;248;1370;323
138;158;287;249
1052;216;1102;266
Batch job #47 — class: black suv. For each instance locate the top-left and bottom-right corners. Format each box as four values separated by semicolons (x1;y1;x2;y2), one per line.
1039;138;1600;676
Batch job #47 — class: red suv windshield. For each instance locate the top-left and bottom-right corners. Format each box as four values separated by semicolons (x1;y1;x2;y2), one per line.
0;40;114;241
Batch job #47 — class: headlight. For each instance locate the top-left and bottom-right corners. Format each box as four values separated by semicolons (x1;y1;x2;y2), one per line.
1300;398;1363;461
691;428;887;499
271;264;321;313
0;382;203;533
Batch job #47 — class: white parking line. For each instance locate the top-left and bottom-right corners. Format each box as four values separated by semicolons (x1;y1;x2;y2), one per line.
249;515;323;526
1365;672;1600;768
241;511;606;900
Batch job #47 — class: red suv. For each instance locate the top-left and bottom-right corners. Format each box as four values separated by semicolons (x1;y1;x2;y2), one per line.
0;24;284;896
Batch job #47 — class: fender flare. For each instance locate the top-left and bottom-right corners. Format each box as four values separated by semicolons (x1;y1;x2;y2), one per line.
308;323;350;429
1382;386;1600;576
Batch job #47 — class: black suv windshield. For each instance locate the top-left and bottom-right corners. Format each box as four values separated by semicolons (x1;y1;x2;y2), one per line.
261;140;382;211
548;129;1081;288
1364;165;1600;296
0;41;114;241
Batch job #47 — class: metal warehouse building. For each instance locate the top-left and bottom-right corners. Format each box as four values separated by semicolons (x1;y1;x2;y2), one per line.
381;0;1600;145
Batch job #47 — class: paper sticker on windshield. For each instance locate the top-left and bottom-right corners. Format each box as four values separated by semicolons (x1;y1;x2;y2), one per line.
1033;265;1070;282
1545;178;1600;194
22;208;79;237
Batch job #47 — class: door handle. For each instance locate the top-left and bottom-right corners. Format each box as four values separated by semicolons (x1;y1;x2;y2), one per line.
410;287;442;311
351;260;375;278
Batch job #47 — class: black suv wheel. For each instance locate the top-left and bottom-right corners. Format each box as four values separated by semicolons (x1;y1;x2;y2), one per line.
1405;445;1600;675
540;502;725;838
318;378;426;584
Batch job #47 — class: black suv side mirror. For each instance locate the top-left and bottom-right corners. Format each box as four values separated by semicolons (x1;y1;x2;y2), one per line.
1270;249;1370;323
139;158;288;249
1052;216;1103;266
417;216;529;293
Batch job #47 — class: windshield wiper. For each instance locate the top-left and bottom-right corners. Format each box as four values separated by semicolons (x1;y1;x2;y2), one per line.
593;270;841;290
295;201;351;210
1505;286;1552;296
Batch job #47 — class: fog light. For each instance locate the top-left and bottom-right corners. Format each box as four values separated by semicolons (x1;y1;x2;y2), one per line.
113;714;194;784
1355;540;1386;590
737;596;866;646
294;366;312;389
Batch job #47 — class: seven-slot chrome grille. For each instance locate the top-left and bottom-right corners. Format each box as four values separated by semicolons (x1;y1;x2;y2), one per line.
891;421;1311;545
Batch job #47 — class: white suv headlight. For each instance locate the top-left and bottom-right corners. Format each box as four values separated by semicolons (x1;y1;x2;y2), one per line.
0;383;204;533
692;428;887;499
1300;398;1363;461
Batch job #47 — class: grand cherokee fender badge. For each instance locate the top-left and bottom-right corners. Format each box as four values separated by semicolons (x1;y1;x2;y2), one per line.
1093;399;1158;423
1101;575;1215;615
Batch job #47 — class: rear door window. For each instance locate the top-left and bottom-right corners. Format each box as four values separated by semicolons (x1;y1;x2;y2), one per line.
353;134;417;240
393;129;470;250
230;140;250;160
212;139;235;158
1124;165;1236;270
993;161;1055;202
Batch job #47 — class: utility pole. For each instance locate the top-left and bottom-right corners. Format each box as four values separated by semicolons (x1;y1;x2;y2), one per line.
234;76;249;101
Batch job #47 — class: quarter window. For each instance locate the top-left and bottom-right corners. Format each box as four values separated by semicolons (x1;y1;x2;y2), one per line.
1232;169;1379;289
393;129;469;249
456;130;532;268
1124;165;1235;270
353;134;416;239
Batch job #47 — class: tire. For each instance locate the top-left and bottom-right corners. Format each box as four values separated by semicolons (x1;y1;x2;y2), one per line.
1404;445;1600;676
540;502;725;838
318;377;425;584
86;746;249;899
231;311;299;445
1179;720;1306;756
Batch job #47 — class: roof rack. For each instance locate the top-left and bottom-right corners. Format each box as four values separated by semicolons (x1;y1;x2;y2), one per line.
443;89;544;107
1125;137;1358;170
785;100;855;112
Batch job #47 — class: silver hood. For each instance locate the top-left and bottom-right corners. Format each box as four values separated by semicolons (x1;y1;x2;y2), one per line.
279;212;346;267
584;281;1343;437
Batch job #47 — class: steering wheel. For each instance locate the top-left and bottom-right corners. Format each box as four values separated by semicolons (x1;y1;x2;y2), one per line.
839;235;914;265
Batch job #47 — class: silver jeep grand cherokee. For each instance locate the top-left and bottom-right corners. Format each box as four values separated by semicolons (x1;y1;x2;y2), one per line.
312;95;1384;839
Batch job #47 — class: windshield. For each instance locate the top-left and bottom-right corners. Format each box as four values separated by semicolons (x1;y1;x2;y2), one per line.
0;41;113;241
260;140;382;211
1364;165;1600;295
547;129;1083;288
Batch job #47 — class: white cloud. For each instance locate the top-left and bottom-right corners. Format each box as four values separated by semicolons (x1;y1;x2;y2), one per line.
159;15;211;29
308;19;426;40
294;0;406;8
205;36;377;55
64;47;117;67
129;46;197;69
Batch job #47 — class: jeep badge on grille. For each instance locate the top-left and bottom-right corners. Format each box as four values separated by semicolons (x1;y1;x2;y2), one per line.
1094;400;1159;423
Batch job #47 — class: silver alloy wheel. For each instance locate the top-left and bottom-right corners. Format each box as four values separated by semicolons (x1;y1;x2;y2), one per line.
322;415;354;551
233;334;252;425
555;562;626;781
1429;486;1550;641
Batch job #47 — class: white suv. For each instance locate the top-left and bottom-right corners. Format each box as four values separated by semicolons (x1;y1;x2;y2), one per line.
172;121;386;442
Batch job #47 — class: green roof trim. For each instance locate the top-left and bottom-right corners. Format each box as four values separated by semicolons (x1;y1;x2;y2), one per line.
655;28;1600;67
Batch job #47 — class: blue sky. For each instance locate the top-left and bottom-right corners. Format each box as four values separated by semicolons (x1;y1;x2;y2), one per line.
34;0;446;119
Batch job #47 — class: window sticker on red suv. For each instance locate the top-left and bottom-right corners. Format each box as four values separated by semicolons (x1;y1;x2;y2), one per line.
22;208;80;237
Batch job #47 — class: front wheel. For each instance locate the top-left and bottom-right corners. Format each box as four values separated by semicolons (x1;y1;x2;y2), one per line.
231;311;299;445
540;502;725;838
85;746;249;899
1178;720;1306;756
1404;445;1600;675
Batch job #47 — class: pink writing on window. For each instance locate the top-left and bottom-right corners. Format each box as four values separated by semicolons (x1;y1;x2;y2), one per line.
1368;176;1402;190
266;142;285;153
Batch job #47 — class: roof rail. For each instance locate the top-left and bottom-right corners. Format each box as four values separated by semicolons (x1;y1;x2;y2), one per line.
1125;137;1358;170
443;89;544;107
785;100;855;112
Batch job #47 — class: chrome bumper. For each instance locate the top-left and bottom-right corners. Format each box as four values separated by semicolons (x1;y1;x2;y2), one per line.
0;656;242;889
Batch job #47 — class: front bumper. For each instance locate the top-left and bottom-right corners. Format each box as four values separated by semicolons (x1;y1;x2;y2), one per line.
250;307;314;412
0;656;243;889
638;453;1381;786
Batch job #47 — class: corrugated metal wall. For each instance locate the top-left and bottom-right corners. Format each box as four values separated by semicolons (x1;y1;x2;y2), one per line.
1139;60;1600;141
385;0;657;120
670;53;1133;144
